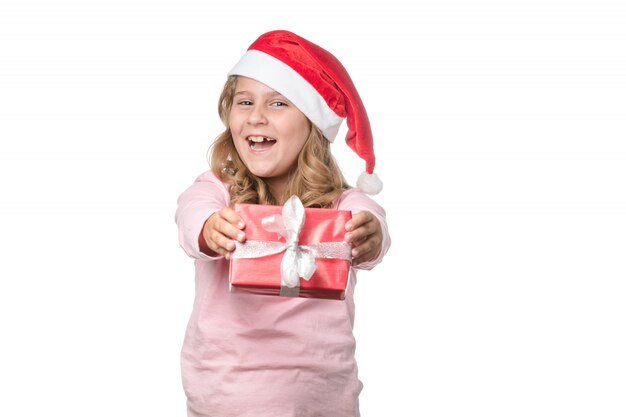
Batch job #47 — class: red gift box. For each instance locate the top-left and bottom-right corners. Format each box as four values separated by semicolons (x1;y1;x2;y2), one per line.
229;196;352;300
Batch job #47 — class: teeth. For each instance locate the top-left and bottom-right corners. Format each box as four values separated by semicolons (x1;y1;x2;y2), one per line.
248;136;266;143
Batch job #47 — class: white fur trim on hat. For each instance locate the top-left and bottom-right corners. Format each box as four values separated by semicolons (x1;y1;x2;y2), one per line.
228;50;344;142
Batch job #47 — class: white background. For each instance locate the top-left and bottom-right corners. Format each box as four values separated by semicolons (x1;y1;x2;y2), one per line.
1;0;625;415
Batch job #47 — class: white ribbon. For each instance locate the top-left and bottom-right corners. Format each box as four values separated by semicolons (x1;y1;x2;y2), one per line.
232;196;352;296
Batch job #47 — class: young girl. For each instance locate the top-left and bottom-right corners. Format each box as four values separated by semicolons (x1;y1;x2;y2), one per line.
176;30;391;417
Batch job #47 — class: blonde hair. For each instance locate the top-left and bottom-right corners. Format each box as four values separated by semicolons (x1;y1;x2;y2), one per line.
209;76;349;208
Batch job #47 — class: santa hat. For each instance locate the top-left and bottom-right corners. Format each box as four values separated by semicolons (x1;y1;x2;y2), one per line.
228;30;382;195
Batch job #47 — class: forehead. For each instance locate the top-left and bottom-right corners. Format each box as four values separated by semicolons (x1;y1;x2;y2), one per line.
234;76;284;97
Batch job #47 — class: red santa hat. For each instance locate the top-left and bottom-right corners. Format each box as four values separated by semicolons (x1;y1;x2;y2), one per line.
228;30;382;195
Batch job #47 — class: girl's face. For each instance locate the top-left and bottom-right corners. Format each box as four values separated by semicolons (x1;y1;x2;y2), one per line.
229;77;311;194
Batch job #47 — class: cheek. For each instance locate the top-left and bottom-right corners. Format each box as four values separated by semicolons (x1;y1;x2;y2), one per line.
233;138;247;158
229;108;249;130
228;114;239;132
285;119;310;147
296;127;311;151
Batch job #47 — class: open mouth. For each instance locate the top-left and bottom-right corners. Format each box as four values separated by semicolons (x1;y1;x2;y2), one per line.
247;136;277;151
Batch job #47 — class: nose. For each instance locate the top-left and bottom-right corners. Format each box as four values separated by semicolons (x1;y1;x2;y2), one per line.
247;105;268;125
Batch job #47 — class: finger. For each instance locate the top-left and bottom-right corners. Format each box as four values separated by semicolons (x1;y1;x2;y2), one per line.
214;232;237;253
345;211;372;232
357;234;382;255
352;237;382;265
351;241;369;261
351;227;382;257
213;215;246;243
220;207;246;230
344;219;376;243
220;208;246;241
206;229;237;255
352;245;374;265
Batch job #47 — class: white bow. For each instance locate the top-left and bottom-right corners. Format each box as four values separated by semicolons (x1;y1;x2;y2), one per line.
261;196;317;288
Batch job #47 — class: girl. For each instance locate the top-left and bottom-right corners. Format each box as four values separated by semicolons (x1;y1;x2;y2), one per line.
176;30;391;417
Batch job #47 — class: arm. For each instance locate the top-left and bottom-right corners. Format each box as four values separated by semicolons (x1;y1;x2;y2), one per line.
175;171;231;260
336;189;391;270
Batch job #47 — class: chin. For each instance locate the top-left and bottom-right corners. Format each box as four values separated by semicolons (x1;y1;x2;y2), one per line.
247;167;275;179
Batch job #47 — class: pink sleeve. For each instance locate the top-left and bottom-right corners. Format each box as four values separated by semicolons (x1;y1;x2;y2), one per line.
175;171;230;260
335;189;391;271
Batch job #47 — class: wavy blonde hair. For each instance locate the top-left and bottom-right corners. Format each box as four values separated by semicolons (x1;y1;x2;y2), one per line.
209;76;349;208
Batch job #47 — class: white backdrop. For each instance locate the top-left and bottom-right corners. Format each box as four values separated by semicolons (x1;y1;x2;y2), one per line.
1;0;625;415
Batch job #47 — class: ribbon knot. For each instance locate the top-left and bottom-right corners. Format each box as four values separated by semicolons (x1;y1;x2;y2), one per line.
261;196;316;289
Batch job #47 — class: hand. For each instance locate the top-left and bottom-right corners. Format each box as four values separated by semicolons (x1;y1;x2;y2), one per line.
200;207;246;259
344;211;382;267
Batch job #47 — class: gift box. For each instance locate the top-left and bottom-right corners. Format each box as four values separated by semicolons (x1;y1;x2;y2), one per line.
229;196;352;300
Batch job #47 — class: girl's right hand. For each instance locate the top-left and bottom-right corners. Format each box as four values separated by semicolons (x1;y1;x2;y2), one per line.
199;208;246;259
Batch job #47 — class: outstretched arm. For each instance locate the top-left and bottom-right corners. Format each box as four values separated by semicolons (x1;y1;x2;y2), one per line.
199;207;246;259
175;171;231;260
337;189;391;270
344;211;383;267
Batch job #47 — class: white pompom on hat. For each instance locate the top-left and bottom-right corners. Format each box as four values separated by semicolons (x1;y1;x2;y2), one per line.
228;30;382;195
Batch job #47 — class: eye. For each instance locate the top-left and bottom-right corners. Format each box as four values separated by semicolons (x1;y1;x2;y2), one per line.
271;101;287;107
237;100;253;106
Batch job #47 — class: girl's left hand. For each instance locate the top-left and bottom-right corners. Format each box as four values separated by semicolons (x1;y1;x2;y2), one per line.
344;211;382;266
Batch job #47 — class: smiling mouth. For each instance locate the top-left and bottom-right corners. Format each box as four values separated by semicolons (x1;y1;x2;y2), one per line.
247;136;277;151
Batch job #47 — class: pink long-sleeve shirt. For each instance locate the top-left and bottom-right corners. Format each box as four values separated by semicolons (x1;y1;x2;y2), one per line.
175;171;390;417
